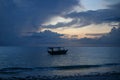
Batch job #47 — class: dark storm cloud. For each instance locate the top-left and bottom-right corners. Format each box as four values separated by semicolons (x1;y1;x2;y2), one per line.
26;30;63;39
99;27;120;44
1;0;120;46
65;2;120;27
0;0;78;46
23;30;69;46
43;2;120;29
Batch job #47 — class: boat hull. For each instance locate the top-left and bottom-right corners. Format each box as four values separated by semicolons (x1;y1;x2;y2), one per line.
48;50;68;55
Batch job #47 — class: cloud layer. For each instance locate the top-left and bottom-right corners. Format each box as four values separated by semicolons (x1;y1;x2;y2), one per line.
42;2;120;29
75;27;120;46
0;0;78;46
0;0;120;46
65;2;120;27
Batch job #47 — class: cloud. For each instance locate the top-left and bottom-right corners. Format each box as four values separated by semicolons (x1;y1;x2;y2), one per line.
75;27;120;46
23;30;69;46
0;30;68;46
42;16;73;26
85;33;106;37
65;2;120;27
42;19;78;29
0;0;120;46
99;27;120;44
41;2;120;29
26;30;63;40
0;0;79;46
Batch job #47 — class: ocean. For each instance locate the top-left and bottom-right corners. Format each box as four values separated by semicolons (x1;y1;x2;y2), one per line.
0;47;120;77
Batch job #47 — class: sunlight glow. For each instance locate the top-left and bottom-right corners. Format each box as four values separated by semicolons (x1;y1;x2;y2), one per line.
42;16;73;26
50;23;112;39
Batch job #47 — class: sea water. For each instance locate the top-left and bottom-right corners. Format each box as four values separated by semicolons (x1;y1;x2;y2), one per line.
0;47;120;77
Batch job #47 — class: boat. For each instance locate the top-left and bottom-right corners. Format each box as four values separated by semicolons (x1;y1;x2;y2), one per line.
47;47;68;55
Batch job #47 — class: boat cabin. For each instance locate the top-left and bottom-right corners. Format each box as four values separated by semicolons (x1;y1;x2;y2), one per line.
48;47;68;55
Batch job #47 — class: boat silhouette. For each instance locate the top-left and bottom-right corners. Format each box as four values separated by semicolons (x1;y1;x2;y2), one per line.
47;47;68;55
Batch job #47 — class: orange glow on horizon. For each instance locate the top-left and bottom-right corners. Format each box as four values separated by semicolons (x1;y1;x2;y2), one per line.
40;23;112;39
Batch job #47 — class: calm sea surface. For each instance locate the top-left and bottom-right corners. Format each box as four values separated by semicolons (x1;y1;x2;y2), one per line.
0;47;120;77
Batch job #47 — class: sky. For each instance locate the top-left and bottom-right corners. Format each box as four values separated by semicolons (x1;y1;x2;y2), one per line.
0;0;120;46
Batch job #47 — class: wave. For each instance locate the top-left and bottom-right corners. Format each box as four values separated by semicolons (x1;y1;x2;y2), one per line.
43;63;120;70
0;63;120;74
0;72;120;80
0;67;33;74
